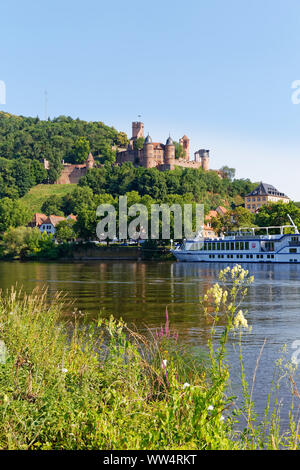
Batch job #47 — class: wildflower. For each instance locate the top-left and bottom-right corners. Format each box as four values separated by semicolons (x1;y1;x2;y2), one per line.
208;405;214;411
220;415;225;422
233;310;248;329
61;368;68;373
165;307;169;335
183;383;190;389
162;359;167;369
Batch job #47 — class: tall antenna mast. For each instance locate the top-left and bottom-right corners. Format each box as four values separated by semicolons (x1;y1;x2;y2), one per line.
44;90;48;121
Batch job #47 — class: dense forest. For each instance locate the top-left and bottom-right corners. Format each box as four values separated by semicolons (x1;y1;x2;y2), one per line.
0;112;127;195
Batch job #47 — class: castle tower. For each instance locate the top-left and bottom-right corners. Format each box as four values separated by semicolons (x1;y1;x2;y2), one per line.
194;149;210;170
164;136;175;167
143;134;155;168
179;135;190;161
86;152;95;169
132;121;144;139
201;150;210;171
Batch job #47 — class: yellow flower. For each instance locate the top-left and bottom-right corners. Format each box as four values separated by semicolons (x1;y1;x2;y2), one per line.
233;310;248;329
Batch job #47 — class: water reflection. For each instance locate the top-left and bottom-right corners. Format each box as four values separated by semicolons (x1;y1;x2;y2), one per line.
1;260;300;424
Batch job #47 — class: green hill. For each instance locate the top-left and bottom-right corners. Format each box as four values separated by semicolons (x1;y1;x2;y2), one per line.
21;184;76;213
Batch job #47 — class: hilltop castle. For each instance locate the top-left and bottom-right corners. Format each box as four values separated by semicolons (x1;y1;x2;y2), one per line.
116;121;210;171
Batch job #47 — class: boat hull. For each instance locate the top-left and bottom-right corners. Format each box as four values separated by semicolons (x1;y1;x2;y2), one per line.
171;251;300;263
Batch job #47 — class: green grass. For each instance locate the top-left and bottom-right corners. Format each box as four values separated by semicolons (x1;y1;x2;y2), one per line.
0;266;299;450
21;184;76;213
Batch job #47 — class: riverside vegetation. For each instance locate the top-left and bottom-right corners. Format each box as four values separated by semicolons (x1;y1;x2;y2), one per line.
0;265;299;450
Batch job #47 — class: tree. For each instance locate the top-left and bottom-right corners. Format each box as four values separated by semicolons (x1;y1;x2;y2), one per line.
61;186;94;215
55;219;77;243
2;226;41;258
73;137;90;164
211;207;254;235
116;132;129;148
174;141;185;159
0;198;31;233
134;137;145;150
220;166;236;181
100;143;116;163
255;201;300;230
41;195;64;216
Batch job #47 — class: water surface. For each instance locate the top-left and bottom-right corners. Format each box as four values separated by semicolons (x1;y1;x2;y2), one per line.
1;260;299;426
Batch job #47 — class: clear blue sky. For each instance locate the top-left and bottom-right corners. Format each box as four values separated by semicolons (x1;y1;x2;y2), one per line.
1;0;300;198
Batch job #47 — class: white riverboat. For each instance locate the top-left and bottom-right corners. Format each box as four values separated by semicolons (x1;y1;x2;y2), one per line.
171;215;300;264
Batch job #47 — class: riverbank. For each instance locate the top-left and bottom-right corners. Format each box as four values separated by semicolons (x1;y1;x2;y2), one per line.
0;242;176;262
0;265;298;450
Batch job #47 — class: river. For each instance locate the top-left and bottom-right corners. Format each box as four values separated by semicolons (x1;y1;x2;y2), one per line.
1;260;299;427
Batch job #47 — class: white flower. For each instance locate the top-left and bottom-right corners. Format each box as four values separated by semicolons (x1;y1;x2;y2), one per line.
208;405;214;411
220;415;225;422
61;368;68;373
233;310;248;329
183;383;190;389
162;359;167;369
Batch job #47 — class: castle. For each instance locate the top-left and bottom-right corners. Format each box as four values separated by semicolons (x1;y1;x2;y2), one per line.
116;122;210;171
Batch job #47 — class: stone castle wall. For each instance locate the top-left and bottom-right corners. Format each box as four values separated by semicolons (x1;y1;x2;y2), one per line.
56;165;88;184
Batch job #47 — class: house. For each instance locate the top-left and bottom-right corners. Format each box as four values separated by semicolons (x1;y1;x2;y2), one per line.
216;205;228;217
245;182;290;213
203;210;218;239
29;213;77;236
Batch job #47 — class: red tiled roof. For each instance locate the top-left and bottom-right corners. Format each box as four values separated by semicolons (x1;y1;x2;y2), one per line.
43;215;66;227
205;210;218;221
152;143;165;149
30;213;48;227
217;205;228;214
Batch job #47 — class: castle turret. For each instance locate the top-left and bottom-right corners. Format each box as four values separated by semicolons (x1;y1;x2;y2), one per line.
164;136;175;167
86;152;95;169
194;149;210;171
132;121;144;139
143;134;155;168
201;150;210;171
179;135;190;161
